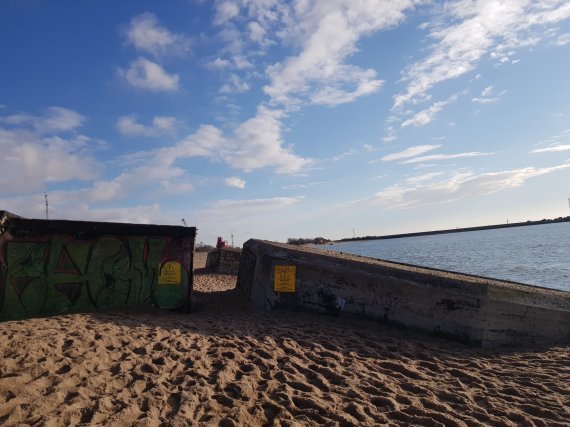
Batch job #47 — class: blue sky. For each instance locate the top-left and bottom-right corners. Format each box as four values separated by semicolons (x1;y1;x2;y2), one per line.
1;0;570;246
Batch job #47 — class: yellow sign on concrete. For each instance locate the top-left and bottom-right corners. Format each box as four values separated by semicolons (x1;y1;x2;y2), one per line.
274;265;296;293
159;261;181;285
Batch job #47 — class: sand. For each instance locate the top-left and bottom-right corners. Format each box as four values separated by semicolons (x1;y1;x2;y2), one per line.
0;252;568;426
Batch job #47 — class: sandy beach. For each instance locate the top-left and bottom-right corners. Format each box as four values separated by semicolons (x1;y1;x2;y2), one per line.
0;252;568;426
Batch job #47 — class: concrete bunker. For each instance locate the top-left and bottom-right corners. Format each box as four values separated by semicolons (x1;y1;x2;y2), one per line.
206;247;242;274
237;239;570;348
0;211;196;321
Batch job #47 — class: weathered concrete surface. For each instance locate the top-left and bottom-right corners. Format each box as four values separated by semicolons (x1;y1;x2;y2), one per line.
0;211;196;321
237;239;570;348
206;248;242;274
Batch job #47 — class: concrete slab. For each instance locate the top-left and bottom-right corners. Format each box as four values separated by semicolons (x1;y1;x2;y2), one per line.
237;239;570;347
206;248;242;274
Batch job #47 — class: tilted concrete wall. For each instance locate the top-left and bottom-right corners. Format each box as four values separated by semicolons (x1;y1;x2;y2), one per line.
0;211;196;321
237;239;570;348
206;248;242;274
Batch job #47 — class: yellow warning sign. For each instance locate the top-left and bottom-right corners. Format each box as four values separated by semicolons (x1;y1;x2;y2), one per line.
158;261;181;285
274;265;296;293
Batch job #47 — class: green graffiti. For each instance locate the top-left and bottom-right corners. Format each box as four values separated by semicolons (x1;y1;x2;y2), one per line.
0;235;192;321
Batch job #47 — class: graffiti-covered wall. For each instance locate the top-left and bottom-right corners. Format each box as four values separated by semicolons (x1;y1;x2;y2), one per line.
0;211;196;321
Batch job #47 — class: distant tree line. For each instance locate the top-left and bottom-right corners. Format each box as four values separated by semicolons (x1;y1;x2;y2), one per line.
287;237;332;245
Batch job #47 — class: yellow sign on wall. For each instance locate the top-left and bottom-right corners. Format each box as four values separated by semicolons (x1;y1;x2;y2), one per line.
159;261;181;285
274;265;296;292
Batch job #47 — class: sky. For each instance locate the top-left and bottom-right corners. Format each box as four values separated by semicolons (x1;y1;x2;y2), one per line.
1;0;570;247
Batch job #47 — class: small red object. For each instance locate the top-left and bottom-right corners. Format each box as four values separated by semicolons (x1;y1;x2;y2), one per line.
216;237;227;249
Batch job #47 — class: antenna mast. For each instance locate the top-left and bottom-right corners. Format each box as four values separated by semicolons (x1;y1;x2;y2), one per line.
44;193;49;220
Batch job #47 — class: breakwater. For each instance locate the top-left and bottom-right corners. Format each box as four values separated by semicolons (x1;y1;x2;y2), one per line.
338;216;570;242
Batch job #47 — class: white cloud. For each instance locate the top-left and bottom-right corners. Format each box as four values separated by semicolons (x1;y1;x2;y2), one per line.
261;1;417;107
219;73;250;94
215;1;241;24
383;125;398;142
119;57;179;92
0;192;164;224
228;106;311;173
401;95;457;128
393;1;570;110
364;164;570;208
481;85;493;97
206;57;232;70
382;144;441;161
402;151;492;164
328;149;357;162
0;126;96;194
203;196;302;217
125;12;190;57
215;26;254;70
405;172;445;184
160;180;194;194
55;203;163;224
248;21;266;44
471;97;499;104
554;33;570;46
0;106;85;134
471;86;506;104
531;144;570;153
282;181;324;190
127;106;310;176
91;180;123;202
225;177;246;188
116;115;176;137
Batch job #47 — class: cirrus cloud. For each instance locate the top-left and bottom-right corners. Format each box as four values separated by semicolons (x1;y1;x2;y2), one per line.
381;144;442;161
358;163;570;209
393;0;570;110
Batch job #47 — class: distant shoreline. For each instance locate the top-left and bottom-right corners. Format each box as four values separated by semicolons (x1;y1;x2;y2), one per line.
336;216;570;243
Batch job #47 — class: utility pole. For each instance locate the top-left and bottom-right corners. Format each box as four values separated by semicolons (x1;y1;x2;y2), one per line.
231;232;234;247
44;193;49;220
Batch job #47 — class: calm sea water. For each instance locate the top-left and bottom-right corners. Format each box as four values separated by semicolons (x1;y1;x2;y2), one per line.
327;222;570;292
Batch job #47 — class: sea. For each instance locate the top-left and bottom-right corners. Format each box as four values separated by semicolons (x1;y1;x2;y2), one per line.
326;222;570;293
